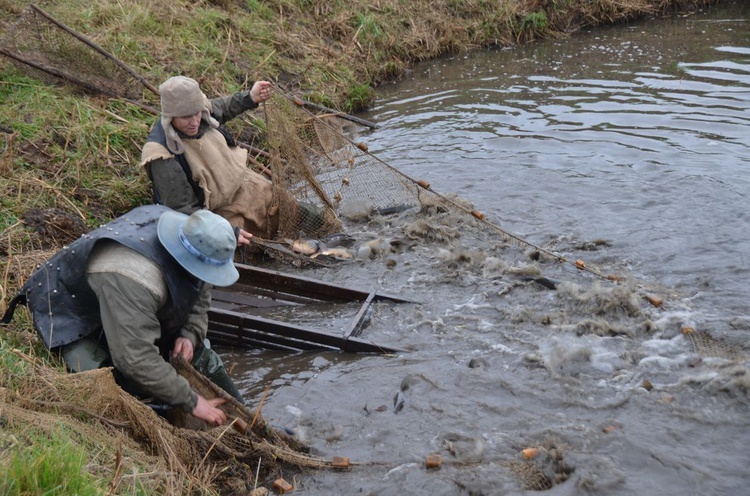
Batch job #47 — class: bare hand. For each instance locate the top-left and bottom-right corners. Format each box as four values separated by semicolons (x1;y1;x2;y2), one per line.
172;337;195;363
237;228;253;246
192;395;227;425
250;80;273;103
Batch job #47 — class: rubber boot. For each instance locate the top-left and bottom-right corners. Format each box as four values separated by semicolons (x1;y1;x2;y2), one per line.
191;339;246;405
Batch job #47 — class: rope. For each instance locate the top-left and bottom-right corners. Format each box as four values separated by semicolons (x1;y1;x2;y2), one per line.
268;82;616;282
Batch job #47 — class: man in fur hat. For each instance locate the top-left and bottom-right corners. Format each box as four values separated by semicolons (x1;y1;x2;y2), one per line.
2;206;244;425
140;76;277;245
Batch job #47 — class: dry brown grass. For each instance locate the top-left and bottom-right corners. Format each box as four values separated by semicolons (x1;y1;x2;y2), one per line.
0;0;722;493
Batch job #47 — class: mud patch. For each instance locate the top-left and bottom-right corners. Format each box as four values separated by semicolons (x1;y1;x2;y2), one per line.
23;208;87;248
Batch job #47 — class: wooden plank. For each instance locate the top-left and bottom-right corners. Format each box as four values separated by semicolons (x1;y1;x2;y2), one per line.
221;282;325;305
208;307;403;353
232;263;416;304
211;288;299;309
207;264;416;354
209;309;344;348
210;318;336;351
209;322;336;352
343;292;375;340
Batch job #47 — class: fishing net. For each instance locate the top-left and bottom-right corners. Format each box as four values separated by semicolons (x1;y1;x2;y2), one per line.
264;94;448;242
685;329;745;362
501;438;573;491
257;86;611;279
0;357;328;494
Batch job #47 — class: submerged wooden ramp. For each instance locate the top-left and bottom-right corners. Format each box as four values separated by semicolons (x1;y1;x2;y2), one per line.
208;263;414;354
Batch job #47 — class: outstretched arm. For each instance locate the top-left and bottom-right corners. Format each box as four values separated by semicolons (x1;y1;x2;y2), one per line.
209;81;274;124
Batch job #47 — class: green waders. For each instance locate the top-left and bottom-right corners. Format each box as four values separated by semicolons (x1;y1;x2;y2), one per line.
190;338;245;405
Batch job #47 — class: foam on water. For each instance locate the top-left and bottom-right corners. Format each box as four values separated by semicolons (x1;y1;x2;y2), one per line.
222;4;750;494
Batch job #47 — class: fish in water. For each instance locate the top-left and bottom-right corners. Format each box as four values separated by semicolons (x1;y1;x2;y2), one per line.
287;233;357;260
287;238;320;255
356;237;406;258
320;232;356;248
373;204;417;216
393;391;405;413
312;247;355;261
519;275;561;290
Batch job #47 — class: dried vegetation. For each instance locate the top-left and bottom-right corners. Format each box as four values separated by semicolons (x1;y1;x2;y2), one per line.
0;0;721;493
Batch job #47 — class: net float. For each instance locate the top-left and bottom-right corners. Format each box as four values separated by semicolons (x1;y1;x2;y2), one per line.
645;294;663;307
522;448;539;460
425;454;442;469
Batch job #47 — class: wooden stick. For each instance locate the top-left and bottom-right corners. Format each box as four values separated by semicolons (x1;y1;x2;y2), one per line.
0;49;159;116
290;95;380;130
245;152;272;179
249;387;269;430
30;4;159;95
237;141;275;161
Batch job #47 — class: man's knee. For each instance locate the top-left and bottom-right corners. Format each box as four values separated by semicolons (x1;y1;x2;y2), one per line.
59;335;111;373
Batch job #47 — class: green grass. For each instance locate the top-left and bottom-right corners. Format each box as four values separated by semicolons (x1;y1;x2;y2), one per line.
343;82;375;113
353;11;383;44
0;0;722;494
246;0;275;20
0;429;106;495
521;11;549;32
0;72;60;139
0;336;33;390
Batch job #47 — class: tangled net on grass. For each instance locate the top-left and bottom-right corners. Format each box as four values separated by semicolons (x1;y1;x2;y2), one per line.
0;4;155;108
0;354;329;495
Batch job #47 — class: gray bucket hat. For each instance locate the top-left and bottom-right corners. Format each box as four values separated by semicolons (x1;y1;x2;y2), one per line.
157;209;239;287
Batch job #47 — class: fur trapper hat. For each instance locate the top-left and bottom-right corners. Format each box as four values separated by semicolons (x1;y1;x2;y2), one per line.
159;76;219;154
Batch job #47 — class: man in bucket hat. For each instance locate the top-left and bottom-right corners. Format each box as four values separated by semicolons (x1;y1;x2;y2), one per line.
1;205;243;426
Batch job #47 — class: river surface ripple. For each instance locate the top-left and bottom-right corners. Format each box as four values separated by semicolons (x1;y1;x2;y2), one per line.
222;3;750;495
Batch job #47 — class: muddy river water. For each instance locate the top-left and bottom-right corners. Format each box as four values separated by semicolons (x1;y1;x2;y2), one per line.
220;3;750;494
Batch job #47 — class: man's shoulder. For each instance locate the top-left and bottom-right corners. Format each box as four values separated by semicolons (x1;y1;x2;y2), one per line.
108;205;171;225
141;142;174;166
141;120;175;163
145;118;166;143
87;241;167;300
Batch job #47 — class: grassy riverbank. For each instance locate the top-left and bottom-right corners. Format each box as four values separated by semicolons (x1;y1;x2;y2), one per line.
0;0;721;493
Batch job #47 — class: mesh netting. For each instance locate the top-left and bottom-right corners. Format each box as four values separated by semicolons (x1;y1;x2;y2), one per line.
0;5;154;105
0;360;327;494
264;93;451;242
686;330;745;362
505;460;554;491
501;439;572;491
